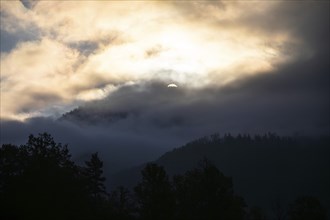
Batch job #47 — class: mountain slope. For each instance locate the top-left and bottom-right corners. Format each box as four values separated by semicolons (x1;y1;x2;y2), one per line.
110;133;330;215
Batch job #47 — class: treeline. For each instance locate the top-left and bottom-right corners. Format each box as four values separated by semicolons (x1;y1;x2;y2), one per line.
0;133;327;220
169;132;328;153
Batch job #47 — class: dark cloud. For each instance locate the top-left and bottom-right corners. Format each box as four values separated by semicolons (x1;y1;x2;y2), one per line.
244;1;329;42
0;117;177;176
0;25;40;53
234;1;329;59
0;2;40;53
172;0;225;21
68;41;99;56
67;32;119;57
12;91;63;115
19;0;37;9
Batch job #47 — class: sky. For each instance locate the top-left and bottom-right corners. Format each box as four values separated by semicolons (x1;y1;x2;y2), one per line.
1;1;329;171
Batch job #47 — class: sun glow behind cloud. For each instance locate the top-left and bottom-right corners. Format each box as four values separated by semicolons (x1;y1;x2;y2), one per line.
0;1;311;120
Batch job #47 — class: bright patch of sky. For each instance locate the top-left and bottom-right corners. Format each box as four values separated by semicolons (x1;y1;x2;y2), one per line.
0;1;313;120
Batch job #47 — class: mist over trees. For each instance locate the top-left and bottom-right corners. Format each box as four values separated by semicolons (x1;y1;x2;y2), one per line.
0;133;328;220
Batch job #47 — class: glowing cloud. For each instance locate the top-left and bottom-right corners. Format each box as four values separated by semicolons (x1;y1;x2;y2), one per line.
0;1;313;120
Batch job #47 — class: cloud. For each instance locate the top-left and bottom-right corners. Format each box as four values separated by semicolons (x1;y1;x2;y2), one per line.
145;44;164;58
1;54;329;173
0;116;185;175
0;1;35;33
2;1;320;120
1;26;329;172
0;38;82;119
61;51;330;137
0;1;40;52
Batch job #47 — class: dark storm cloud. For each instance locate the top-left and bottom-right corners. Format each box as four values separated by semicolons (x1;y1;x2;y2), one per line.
242;1;329;43
256;2;328;59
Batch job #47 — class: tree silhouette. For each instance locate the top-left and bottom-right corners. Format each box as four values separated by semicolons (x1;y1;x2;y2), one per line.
0;133;98;220
84;152;107;198
0;144;23;219
173;159;245;220
246;206;268;220
271;198;288;220
2;132;328;220
82;152;109;219
110;186;136;220
134;163;175;220
288;196;327;220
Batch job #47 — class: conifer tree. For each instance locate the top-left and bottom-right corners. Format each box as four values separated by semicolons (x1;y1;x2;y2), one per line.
134;163;175;220
84;152;107;199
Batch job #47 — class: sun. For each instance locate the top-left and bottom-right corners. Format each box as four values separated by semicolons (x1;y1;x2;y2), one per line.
167;83;178;88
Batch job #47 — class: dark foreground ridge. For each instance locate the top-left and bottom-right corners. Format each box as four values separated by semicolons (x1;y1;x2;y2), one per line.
1;133;329;220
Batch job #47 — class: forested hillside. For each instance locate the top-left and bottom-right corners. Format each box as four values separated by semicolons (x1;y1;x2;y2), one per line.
112;133;330;217
1;133;329;219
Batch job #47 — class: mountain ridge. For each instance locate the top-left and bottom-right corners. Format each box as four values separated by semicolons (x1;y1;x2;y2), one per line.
109;133;330;215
